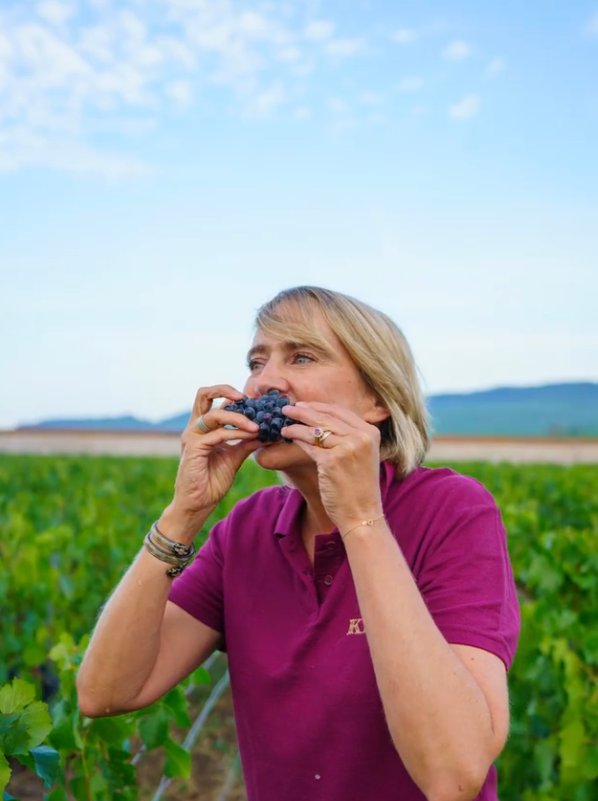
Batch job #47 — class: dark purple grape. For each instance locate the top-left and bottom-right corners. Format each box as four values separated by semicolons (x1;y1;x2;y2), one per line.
222;392;303;442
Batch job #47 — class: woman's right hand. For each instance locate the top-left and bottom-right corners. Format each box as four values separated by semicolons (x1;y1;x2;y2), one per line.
161;385;261;537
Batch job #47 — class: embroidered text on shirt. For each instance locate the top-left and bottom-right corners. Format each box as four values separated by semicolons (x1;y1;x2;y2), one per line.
347;618;366;635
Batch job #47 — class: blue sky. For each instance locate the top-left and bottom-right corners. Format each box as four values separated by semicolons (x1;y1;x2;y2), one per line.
1;0;597;429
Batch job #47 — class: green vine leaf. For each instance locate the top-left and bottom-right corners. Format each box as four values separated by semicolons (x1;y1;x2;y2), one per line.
0;751;12;795
164;738;191;779
0;680;35;715
29;746;61;789
20;703;53;751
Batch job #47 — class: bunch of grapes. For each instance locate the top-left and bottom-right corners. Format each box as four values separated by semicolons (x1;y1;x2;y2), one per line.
223;390;302;443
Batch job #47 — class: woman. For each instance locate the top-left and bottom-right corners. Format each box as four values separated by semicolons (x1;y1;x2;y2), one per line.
77;286;520;801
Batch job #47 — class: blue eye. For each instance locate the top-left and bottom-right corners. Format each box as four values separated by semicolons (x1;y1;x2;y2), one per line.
295;354;313;364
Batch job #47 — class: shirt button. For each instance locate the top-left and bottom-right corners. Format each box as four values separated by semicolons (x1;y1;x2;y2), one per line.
324;574;333;586
326;541;336;553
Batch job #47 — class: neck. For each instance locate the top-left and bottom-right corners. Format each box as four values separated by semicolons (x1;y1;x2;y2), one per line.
280;464;335;540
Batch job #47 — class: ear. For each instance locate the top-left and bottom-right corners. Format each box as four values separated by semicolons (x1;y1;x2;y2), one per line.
364;395;390;426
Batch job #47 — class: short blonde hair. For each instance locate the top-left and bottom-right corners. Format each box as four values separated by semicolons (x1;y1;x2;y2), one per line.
255;286;431;478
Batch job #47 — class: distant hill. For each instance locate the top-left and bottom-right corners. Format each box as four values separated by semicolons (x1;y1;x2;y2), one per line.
17;382;598;438
427;382;598;437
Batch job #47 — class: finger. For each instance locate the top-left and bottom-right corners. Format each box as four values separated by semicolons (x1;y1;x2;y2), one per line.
225;436;264;467
282;404;353;435
184;426;259;450
289;401;370;430
282;424;340;449
189;385;246;421
287;435;327;461
192;408;260;437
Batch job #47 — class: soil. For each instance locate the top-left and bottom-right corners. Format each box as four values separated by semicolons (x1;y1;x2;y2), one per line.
3;428;598;464
6;684;247;801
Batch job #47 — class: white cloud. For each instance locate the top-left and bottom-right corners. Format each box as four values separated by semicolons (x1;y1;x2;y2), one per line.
329;98;348;114
0;126;149;176
37;1;75;27
78;24;115;64
166;80;192;105
290;60;314;76
449;94;479;119
358;91;384;105
443;40;472;61
277;46;302;62
304;20;334;40
238;11;271;39
249;83;285;116
118;9;146;43
0;2;366;174
486;58;505;77
325;39;363;57
583;12;598;35
331;116;356;133
293;106;311;119
398;76;423;92
393;28;415;44
0;30;13;59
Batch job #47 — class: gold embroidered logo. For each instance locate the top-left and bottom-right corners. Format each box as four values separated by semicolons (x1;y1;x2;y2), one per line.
347;618;366;635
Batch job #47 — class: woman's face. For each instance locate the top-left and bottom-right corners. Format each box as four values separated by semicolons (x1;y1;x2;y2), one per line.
242;305;385;471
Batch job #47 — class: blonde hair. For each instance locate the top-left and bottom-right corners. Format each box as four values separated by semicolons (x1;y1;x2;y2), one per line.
254;286;431;478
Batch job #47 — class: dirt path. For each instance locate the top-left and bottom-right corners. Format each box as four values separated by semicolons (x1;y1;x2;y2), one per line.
1;429;597;464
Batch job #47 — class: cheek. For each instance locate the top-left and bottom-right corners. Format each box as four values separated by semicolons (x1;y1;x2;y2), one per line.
334;378;366;405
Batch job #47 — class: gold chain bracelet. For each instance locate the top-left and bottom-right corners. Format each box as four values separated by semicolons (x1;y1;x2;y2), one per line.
341;514;385;541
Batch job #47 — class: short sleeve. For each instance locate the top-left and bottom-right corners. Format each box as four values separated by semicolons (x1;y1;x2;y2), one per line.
167;519;227;650
415;479;520;670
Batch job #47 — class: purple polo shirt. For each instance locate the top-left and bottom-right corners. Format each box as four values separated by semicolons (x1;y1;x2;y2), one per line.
168;462;520;801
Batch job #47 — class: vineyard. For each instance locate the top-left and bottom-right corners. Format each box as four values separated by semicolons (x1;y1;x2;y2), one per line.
1;454;598;800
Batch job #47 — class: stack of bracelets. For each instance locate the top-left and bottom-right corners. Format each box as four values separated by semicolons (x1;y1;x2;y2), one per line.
144;521;197;578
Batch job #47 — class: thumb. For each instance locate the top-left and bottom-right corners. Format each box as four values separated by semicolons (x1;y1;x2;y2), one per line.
228;437;262;470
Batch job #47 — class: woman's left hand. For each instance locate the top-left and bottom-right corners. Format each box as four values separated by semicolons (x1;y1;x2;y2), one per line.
282;401;384;531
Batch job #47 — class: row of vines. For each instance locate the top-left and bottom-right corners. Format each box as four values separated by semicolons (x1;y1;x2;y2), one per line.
1;454;597;800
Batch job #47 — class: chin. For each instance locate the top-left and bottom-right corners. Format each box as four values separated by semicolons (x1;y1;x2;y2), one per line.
253;441;305;471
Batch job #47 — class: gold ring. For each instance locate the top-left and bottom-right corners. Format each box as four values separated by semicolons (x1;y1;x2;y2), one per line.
313;427;332;447
196;415;213;434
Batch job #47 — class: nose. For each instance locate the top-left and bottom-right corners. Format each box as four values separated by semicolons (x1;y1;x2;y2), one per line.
249;358;291;398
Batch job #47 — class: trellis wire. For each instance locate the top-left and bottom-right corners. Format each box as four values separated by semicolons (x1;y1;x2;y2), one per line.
215;748;242;801
149;668;232;801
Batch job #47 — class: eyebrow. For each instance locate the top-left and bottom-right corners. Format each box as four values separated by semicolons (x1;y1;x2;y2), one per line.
246;340;334;363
